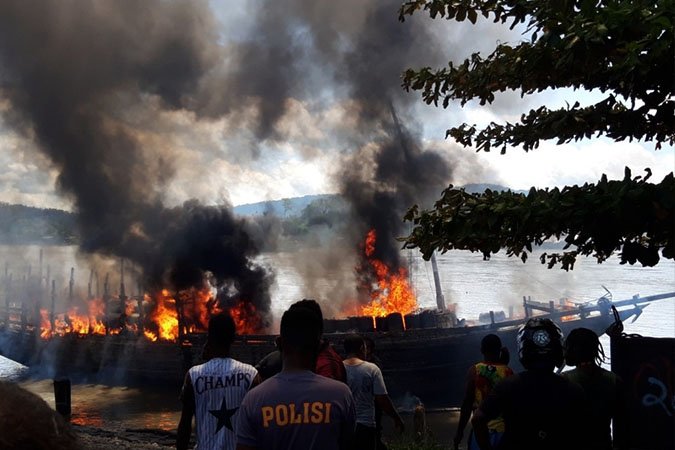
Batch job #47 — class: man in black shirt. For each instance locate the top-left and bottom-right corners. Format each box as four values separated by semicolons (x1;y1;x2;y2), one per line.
472;318;588;450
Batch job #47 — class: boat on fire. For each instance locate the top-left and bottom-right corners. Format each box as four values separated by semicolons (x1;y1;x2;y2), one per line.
1;283;673;407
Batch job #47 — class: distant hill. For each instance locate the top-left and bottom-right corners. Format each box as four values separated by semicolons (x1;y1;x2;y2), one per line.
0;203;77;244
232;184;522;218
0;184;524;244
233;194;339;217
463;183;525;194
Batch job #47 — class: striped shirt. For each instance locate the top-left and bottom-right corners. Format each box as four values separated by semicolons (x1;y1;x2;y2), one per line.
189;357;258;450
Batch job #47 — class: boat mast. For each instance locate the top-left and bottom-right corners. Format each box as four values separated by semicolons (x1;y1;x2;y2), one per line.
430;253;446;311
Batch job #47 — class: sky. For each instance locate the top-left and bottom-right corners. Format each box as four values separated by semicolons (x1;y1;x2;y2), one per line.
0;2;672;211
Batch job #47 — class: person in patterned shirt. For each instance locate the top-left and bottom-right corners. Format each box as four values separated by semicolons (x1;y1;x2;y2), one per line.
177;312;260;450
454;334;513;450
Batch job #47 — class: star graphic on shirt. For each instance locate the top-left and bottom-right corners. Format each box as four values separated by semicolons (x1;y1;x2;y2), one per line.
209;398;239;433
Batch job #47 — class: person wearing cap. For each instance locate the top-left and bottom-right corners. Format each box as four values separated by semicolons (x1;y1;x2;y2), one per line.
454;334;513;450
471;318;589;450
563;327;626;450
177;312;260;450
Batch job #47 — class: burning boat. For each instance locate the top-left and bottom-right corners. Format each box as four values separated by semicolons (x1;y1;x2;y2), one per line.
1;243;673;408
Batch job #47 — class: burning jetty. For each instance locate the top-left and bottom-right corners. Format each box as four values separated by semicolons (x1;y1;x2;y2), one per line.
1;246;673;407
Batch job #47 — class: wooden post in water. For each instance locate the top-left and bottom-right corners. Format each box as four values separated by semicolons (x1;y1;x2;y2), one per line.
38;249;43;284
103;273;110;335
119;260;127;329
53;378;71;417
68;268;74;305
137;281;144;335
3;265;9;327
119;259;126;302
20;274;27;331
175;290;185;342
50;280;56;331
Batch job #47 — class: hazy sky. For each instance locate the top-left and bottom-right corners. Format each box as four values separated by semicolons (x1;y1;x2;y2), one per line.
0;2;672;210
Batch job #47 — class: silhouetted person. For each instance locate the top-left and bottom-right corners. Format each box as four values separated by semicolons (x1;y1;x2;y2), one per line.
236;306;355;450
0;381;79;450
178;312;259;450
343;334;404;450
563;327;626;450
254;299;346;383
455;334;513;450
472;318;589;450
255;336;282;381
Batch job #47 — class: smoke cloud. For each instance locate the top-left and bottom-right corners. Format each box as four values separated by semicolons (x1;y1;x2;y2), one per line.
0;0;502;316
0;0;274;320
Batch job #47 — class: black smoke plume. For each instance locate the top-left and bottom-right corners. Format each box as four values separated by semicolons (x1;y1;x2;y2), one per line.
0;0;273;322
235;0;453;292
0;0;464;315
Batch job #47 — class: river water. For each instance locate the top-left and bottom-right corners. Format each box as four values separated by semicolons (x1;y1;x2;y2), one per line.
1;245;673;431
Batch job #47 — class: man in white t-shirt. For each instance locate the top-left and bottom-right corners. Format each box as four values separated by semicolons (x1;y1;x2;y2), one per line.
177;312;259;450
343;334;404;450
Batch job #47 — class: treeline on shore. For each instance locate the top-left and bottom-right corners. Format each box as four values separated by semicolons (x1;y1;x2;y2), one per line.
0;184;530;247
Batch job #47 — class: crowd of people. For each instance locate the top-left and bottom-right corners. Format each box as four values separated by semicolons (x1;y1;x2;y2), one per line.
0;299;626;450
176;300;626;450
177;299;402;450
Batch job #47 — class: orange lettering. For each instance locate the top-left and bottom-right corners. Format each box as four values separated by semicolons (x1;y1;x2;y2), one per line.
303;402;310;424
275;404;289;426
289;403;303;424
324;402;332;423
262;406;274;428
310;401;324;424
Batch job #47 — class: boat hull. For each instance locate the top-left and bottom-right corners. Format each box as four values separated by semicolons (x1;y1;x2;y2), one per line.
0;309;627;407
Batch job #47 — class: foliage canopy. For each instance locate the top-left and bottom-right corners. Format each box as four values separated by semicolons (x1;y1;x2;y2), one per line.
399;0;675;268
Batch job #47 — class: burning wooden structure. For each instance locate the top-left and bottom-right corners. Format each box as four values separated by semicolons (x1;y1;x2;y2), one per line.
1;248;672;406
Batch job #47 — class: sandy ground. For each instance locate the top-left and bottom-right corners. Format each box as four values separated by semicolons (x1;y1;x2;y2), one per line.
74;425;178;449
72;409;461;450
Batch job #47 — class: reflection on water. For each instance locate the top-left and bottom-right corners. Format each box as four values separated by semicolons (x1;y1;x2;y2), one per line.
1;246;674;430
17;380;181;431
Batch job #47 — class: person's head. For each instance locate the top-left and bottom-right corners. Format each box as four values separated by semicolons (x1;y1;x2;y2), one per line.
480;334;502;362
279;306;323;370
565;327;605;367
517;318;564;372
289;299;324;334
204;312;236;358
343;334;365;358
0;382;79;450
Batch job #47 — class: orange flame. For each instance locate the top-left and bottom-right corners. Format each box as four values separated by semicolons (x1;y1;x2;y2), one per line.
144;289;179;341
38;285;263;341
229;300;262;335
360;229;417;323
39;309;51;339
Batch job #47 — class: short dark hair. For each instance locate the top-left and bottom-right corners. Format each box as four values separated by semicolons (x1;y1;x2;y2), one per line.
208;312;236;347
280;306;322;354
481;334;502;355
565;327;605;366
344;334;364;355
289;299;323;334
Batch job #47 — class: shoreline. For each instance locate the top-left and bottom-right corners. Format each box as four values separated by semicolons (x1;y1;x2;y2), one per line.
70;409;460;450
74;425;178;449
